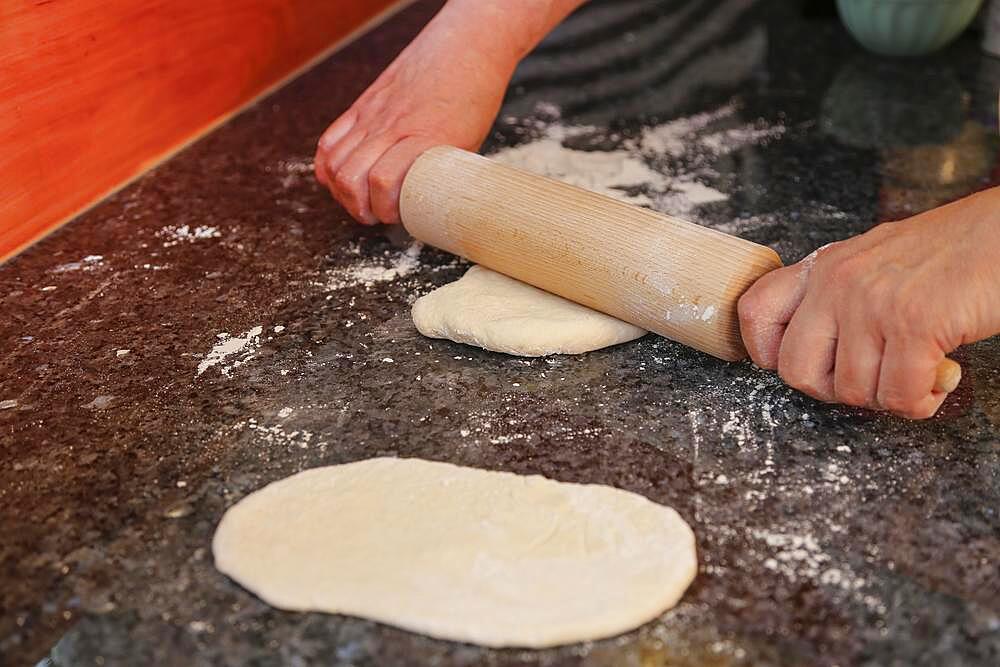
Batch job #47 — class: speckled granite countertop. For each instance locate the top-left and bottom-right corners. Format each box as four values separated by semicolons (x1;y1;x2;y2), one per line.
2;1;999;665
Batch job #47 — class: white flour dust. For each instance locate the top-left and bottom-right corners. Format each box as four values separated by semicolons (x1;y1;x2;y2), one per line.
273;158;315;189
320;241;424;291
219;406;333;456
685;370;800;490
242;417;316;450
264;158;315;190
663;302;719;324
678;364;889;619
490;101;786;218
710;202;848;237
752;524;885;615
490;125;666;207
158;225;221;248
196;325;263;377
52;255;104;273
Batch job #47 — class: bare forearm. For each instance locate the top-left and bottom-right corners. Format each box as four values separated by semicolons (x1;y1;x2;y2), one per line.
432;0;589;73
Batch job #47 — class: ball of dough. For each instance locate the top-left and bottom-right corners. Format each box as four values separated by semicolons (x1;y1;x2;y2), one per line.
411;266;646;356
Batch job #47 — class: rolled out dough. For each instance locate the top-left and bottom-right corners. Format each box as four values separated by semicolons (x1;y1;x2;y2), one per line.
411;266;646;356
213;457;697;648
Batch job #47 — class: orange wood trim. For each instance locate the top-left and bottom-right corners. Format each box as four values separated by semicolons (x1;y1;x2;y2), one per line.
0;0;411;263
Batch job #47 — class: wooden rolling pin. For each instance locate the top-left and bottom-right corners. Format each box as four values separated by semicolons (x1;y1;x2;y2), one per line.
400;146;962;393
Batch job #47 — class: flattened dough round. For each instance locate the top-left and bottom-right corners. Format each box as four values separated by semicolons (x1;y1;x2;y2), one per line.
213;457;697;648
411;266;646;356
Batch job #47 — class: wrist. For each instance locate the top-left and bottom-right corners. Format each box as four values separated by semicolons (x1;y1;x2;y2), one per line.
954;186;1000;340
437;0;585;69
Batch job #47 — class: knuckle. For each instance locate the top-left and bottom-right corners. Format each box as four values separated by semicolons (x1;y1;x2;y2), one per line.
906;406;936;420
778;363;812;396
781;367;830;400
869;221;898;238
372;196;399;225
333;167;362;195
835;386;869;407
313;159;327;183
892;402;935;420
368;163;395;192
799;381;825;399
809;242;844;272
317;131;335;151
737;288;765;326
825;255;865;288
877;391;911;414
318;134;336;152
322;155;344;182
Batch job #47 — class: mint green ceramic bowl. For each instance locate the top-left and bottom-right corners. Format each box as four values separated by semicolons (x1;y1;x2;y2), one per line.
837;0;983;56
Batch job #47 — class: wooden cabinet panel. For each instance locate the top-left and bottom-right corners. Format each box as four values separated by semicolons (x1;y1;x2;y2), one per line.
0;0;405;261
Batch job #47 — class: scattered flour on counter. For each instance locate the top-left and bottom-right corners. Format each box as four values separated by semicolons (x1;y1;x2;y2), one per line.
230;416;323;451
661;181;729;212
752;524;884;615
52;255;104;273
710;213;781;236
753;528;831;582
273;158;315;189
350;243;422;284
683;370;799;495
674;359;890;619
698;125;787;156
638;103;787;165
490;100;786;218
321;242;424;291
82;395;115;410
709;202;848;237
490;125;667;207
276;159;314;174
197;326;263;377
637;104;741;155
158;225;221;247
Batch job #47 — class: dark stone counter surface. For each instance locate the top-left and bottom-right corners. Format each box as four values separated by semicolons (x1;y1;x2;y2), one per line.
3;1;999;665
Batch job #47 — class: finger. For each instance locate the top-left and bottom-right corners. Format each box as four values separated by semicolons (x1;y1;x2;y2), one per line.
320;129;367;194
777;298;838;402
315;110;358;186
738;262;809;369
318;109;358;153
369;136;441;224
876;337;947;419
331;137;397;225
833;320;884;408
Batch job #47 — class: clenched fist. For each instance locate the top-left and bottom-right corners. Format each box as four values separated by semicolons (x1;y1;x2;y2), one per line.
739;187;1000;418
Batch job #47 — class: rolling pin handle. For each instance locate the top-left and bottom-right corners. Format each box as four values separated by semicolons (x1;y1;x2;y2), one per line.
934;358;962;394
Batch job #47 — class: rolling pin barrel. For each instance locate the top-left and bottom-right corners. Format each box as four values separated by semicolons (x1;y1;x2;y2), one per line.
399;146;961;394
400;146;781;361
